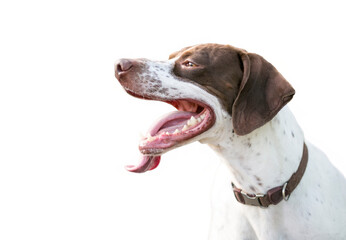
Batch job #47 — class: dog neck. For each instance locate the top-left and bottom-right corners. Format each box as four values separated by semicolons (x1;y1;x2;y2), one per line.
207;107;305;194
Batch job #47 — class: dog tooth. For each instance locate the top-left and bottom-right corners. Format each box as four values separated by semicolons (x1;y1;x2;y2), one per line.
187;116;198;127
190;116;197;125
182;124;188;131
173;129;180;134
147;134;155;142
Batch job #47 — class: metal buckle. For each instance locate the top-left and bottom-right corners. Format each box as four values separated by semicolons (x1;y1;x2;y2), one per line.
240;191;265;207
282;182;290;201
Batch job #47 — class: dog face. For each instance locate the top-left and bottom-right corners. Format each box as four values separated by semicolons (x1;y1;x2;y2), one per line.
115;43;294;172
169;44;244;116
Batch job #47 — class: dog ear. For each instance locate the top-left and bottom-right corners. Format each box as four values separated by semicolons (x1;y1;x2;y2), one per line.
232;52;295;135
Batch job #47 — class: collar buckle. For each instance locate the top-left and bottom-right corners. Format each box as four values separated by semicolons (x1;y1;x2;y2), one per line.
232;183;266;207
241;191;265;207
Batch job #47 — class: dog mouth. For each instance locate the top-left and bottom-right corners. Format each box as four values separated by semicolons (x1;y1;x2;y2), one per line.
124;90;215;173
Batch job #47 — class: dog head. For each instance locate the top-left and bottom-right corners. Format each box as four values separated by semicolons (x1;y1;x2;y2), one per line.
115;44;294;172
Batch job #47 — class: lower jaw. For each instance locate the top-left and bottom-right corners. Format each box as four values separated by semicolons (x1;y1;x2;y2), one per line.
139;129;212;156
139;111;215;155
139;140;184;156
140;147;166;156
139;130;208;155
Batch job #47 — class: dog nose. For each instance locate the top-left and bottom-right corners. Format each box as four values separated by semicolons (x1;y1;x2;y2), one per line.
115;59;133;79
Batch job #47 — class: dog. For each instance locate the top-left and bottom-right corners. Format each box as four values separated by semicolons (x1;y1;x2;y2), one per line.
114;43;346;239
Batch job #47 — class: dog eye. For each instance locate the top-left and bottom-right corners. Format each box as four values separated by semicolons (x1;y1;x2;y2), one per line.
182;60;198;67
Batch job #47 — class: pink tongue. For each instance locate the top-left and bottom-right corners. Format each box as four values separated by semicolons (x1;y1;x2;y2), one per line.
125;111;195;173
148;111;197;136
125;155;161;173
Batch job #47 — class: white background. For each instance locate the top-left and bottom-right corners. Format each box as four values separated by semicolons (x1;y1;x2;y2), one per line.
1;0;345;239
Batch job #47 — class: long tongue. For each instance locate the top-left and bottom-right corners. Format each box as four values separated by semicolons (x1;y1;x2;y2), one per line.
125;155;161;173
125;111;195;173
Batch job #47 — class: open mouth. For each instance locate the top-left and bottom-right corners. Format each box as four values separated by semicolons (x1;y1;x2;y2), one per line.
124;90;215;173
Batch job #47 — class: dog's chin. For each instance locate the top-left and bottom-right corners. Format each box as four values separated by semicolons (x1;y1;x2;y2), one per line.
123;94;216;173
139;131;210;156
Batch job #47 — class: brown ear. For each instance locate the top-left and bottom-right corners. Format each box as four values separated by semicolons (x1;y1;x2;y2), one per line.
232;52;295;135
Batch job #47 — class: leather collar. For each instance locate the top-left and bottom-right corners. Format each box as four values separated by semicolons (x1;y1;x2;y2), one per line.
232;143;308;208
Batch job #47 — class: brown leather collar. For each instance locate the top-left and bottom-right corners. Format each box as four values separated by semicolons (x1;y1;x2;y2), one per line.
232;143;308;208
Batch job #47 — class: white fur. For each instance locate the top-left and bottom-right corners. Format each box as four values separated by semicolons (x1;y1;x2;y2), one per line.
208;107;346;240
130;58;346;240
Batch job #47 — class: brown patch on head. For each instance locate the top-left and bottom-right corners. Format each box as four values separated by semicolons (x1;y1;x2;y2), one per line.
170;44;245;116
169;46;193;59
170;43;295;136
